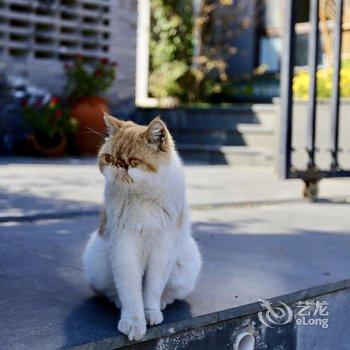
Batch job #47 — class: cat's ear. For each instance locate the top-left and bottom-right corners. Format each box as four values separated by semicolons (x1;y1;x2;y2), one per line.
146;116;168;148
103;112;121;135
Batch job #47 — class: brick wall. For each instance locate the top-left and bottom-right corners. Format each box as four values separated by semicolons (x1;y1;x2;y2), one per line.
0;0;137;108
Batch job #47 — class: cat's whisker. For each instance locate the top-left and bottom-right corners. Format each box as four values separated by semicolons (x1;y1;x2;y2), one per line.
129;186;137;203
83;127;106;140
114;171;119;184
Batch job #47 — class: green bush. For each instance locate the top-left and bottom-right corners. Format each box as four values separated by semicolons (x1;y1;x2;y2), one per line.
65;56;117;102
23;97;78;141
149;0;193;101
149;0;254;104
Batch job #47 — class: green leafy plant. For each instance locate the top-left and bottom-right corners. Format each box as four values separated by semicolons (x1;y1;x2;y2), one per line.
187;0;254;102
149;0;194;101
65;56;117;101
23;97;78;144
149;0;260;103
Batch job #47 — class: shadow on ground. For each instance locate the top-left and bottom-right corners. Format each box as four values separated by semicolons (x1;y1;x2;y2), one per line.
0;184;99;221
0;156;96;165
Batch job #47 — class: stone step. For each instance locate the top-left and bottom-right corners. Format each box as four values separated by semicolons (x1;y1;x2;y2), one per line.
177;144;274;167
135;104;277;129
250;103;277;127
236;124;275;148
172;129;245;146
171;125;275;148
134;105;278;167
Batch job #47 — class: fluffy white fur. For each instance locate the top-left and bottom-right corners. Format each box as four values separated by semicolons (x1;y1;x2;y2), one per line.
83;140;201;341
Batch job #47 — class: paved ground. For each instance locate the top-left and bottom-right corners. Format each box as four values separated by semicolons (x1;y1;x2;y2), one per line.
1;157;350;220
1;202;350;349
1;157;350;348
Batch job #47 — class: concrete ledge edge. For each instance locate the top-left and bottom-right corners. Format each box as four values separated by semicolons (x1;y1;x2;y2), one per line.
71;279;350;350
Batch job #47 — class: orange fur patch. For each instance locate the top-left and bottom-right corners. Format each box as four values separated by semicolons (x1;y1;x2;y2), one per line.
98;208;107;236
98;116;173;176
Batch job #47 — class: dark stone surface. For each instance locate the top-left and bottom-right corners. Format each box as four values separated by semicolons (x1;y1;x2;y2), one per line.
1;213;350;349
0;217;194;349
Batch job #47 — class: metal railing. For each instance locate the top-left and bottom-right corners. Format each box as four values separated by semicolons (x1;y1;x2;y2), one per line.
279;0;348;198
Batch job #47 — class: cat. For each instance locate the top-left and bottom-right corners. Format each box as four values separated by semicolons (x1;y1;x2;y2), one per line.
83;113;201;341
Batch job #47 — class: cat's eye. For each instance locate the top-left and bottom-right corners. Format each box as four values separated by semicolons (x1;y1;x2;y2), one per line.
104;154;114;164
129;158;140;167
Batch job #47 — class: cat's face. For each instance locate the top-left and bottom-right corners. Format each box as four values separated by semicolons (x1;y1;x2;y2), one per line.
98;113;174;188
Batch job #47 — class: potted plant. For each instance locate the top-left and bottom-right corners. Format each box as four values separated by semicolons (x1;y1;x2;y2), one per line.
22;97;78;156
65;56;117;154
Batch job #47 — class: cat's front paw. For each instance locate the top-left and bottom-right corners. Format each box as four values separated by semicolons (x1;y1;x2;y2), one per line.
118;317;146;341
145;309;163;326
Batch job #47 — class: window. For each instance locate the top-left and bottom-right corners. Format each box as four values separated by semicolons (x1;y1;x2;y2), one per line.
258;0;324;70
258;36;281;72
295;34;323;67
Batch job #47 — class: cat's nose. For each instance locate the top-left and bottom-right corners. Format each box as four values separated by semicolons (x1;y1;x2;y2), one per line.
115;159;128;169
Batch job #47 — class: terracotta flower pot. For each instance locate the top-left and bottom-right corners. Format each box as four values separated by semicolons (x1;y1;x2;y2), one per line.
71;96;108;155
29;131;67;157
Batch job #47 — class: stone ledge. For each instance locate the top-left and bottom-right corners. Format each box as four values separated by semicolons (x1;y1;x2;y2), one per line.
73;280;350;349
1;202;350;349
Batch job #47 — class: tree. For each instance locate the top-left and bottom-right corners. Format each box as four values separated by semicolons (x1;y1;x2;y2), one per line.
149;0;261;103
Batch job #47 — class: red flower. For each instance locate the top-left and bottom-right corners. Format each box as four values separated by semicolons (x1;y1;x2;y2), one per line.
55;109;62;118
75;53;83;60
50;97;59;105
94;69;103;77
100;58;109;65
111;61;118;67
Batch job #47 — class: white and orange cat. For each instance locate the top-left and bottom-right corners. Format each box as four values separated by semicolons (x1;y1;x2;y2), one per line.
83;113;201;341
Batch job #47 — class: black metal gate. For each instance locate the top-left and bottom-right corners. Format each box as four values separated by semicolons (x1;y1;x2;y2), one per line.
279;0;349;198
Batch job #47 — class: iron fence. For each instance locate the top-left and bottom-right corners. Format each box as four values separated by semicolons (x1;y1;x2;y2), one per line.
279;0;349;198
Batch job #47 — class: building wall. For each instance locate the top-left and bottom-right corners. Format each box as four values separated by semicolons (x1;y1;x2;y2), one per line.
225;0;258;77
258;0;350;70
107;0;137;105
226;0;350;76
0;0;137;107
